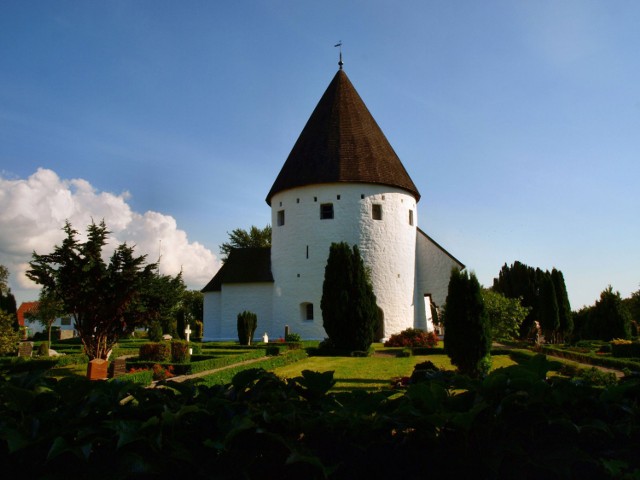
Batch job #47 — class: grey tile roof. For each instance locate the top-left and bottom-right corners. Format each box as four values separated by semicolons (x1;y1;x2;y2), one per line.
266;69;420;204
201;247;273;292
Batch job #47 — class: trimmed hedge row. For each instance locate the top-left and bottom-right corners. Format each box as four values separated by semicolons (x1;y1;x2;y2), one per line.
541;345;640;372
193;348;309;387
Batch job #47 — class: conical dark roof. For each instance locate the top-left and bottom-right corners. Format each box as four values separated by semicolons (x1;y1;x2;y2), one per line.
266;69;420;204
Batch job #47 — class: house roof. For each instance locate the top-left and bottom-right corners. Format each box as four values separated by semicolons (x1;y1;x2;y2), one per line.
201;247;274;292
17;301;39;327
266;69;420;205
417;228;465;270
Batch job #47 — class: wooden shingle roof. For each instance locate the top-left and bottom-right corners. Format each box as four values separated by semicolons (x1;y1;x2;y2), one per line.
201;247;273;292
266;69;420;204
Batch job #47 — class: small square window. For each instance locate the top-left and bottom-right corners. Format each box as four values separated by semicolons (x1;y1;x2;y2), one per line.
337;194;341;200
277;210;285;226
306;303;314;320
361;194;365;199
320;203;334;219
372;204;382;220
409;210;414;226
60;317;71;326
296;198;300;203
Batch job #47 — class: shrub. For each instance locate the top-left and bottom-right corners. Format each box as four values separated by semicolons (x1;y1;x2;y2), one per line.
139;342;171;362
237;311;257;346
285;332;301;342
38;341;50;357
147;321;163;342
171;340;190;363
611;339;640;358
384;328;438;348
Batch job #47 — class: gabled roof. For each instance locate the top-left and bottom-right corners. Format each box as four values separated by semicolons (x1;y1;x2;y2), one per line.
266;69;420;204
417;228;465;270
201;247;273;292
17;301;39;327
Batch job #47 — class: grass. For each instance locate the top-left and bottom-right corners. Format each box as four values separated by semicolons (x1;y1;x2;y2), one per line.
272;353;517;392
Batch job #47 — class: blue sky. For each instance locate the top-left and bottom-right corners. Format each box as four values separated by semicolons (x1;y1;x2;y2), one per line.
1;1;638;310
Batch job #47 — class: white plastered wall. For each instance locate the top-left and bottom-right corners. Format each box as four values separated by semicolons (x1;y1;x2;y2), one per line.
414;231;463;330
204;283;273;341
270;183;418;340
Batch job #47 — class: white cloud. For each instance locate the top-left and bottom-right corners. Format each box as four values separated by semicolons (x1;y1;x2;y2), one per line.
0;168;220;301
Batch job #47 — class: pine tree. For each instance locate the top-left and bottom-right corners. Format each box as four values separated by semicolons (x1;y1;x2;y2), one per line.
444;269;491;377
321;242;378;352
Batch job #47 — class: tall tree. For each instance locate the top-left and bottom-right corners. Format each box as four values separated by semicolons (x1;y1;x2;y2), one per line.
0;264;18;329
176;290;204;339
589;286;632;341
219;225;272;262
492;261;540;337
551;268;573;342
444;269;491;377
537;272;559;343
321;242;378;352
27;221;157;360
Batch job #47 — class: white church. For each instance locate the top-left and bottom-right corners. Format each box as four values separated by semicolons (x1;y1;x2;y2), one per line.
202;64;463;341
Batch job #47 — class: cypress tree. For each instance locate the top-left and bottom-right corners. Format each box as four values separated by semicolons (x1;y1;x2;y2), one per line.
444;269;491;377
551;268;573;342
538;272;559;343
321;242;378;352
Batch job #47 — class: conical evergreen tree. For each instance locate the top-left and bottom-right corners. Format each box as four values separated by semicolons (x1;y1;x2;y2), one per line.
538;272;559;343
551;268;573;342
321;242;378;352
444;268;491;377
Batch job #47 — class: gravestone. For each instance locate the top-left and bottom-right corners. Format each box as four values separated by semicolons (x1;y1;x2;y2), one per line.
87;358;108;380
108;357;127;378
17;342;33;358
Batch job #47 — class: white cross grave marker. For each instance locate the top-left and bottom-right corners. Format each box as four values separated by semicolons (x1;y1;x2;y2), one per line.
185;325;193;355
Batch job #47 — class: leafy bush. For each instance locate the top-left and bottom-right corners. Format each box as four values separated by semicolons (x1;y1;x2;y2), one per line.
285;332;301;342
384;328;438;348
139;342;171;362
0;311;19;356
611;339;640;358
1;354;639;478
37;341;49;357
147;320;163;342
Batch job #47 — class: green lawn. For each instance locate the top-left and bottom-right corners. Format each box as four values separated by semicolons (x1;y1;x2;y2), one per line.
272;354;517;391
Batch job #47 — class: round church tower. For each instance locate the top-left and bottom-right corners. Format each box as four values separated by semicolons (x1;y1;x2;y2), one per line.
266;68;421;340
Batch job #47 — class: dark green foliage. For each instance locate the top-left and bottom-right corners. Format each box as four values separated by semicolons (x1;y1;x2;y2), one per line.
26;221;158;360
1;355;639;478
581;287;633;341
219;225;271;262
538;273;560;341
493;261;540;337
0;310;19;356
611;341;640;358
147;320;163;342
552;268;573;341
444;269;491;377
321;242;378;352
493;262;572;343
237;311;257;345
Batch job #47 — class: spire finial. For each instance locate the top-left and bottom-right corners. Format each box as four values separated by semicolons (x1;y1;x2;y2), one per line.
334;41;343;70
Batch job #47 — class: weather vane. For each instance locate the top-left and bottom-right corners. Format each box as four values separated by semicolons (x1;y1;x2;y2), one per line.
334;41;343;69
